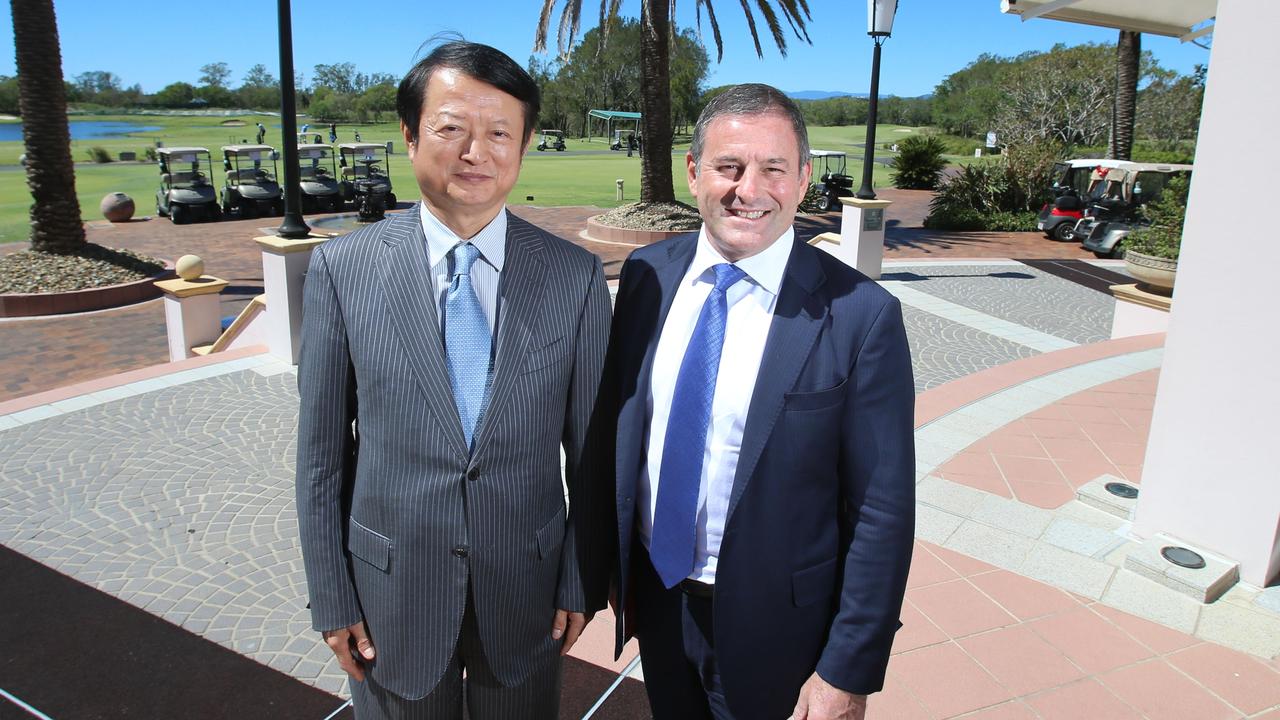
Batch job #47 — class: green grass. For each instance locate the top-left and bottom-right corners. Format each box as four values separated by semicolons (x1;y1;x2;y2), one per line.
0;114;901;245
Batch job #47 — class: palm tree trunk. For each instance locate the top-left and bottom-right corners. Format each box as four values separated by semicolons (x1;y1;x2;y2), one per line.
11;0;85;254
638;0;675;203
1109;30;1140;161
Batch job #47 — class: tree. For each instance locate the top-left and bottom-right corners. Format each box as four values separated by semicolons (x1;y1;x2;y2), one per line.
153;81;196;108
199;61;232;89
242;63;276;88
1108;30;1140;160
1137;65;1204;150
0;75;18;114
931;54;1012;138
990;44;1115;148
536;0;811;203
357;83;397;123
10;0;84;254
312;62;359;94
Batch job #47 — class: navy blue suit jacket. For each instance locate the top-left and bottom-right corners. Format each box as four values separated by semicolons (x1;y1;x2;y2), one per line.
604;232;915;718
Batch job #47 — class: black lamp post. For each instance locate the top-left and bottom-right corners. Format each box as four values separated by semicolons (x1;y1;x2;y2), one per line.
855;0;898;200
275;0;310;238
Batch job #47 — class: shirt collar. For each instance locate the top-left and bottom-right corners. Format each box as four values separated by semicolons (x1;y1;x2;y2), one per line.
689;224;793;296
419;203;507;273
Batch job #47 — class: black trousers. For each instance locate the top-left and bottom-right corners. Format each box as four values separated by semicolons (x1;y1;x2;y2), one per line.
632;545;737;720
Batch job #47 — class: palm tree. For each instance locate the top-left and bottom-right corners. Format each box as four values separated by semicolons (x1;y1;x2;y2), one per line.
11;0;85;254
536;0;811;203
1109;30;1140;161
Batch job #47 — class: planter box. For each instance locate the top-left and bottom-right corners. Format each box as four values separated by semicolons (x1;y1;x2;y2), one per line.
1124;251;1177;296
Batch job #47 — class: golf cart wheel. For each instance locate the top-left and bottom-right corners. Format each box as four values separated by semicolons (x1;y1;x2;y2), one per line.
239;201;258;220
387;193;397;209
1110;242;1126;260
815;195;833;212
209;204;222;222
171;204;189;225
1051;222;1074;242
329;196;343;212
274;200;285;216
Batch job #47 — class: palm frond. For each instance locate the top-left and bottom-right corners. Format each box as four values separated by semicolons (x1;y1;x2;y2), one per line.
534;0;558;52
735;0;765;59
753;0;788;57
695;0;726;62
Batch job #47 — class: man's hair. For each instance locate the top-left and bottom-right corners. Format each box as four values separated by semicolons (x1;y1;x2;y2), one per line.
397;40;541;143
689;83;810;168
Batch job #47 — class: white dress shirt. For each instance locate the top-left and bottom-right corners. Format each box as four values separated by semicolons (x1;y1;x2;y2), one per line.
419;203;506;334
639;225;794;584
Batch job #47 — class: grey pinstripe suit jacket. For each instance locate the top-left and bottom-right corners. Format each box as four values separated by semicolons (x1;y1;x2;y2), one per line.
295;206;612;699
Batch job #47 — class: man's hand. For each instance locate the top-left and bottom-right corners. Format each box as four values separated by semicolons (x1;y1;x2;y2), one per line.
790;672;867;720
322;621;376;682
551;609;590;655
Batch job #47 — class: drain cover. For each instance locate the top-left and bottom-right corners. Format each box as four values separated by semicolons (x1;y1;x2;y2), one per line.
1161;546;1206;569
1105;482;1139;499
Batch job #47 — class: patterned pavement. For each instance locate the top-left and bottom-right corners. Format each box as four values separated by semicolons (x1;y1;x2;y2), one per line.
5;251;1278;717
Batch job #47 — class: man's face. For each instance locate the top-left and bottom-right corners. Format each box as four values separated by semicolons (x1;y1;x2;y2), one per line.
401;68;530;226
687;112;811;262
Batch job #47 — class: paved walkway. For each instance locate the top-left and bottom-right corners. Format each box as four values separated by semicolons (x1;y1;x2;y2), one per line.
0;188;1097;403
2;247;1278;716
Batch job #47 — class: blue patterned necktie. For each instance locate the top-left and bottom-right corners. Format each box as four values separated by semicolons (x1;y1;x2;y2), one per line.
650;263;747;588
444;242;491;447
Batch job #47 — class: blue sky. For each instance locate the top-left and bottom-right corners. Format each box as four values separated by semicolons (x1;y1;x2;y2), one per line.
2;0;1211;97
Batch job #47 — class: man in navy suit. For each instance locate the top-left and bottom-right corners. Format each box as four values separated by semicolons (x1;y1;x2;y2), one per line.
604;84;915;719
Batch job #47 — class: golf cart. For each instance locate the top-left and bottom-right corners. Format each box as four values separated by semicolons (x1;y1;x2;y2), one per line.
339;143;396;220
1037;159;1133;242
155;147;220;224
297;143;343;213
1075;163;1193;258
610;129;635;151
536;129;567;152
220;145;283;219
810;150;855;212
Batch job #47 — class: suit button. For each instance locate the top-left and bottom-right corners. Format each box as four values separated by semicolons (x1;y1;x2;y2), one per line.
624;496;632;504
466;467;479;482
452;545;469;558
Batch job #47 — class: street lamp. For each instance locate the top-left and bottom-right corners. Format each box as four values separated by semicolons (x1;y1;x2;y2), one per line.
855;0;898;200
275;0;311;238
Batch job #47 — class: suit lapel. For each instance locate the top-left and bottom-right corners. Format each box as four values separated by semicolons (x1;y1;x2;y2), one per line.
726;241;827;524
469;212;545;459
377;206;469;459
616;235;698;495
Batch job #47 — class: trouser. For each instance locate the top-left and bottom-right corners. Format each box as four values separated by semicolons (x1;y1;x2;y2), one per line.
632;545;735;720
350;591;562;720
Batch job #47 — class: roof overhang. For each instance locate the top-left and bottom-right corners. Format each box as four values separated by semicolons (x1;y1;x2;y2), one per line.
1000;0;1216;41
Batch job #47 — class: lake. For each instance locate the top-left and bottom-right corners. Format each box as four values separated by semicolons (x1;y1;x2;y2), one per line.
0;121;163;142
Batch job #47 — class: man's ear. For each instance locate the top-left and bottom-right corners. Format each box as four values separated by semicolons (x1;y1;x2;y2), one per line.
686;152;699;195
401;122;415;155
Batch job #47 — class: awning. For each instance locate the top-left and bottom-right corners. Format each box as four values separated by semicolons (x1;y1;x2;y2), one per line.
587;109;642;120
1000;0;1216;41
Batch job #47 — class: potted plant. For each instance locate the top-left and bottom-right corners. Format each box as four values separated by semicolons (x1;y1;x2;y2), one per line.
1124;174;1190;296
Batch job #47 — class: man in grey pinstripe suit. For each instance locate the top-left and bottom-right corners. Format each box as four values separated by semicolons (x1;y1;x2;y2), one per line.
296;41;612;719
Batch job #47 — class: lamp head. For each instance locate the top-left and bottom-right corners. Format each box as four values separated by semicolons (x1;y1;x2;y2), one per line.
868;0;898;36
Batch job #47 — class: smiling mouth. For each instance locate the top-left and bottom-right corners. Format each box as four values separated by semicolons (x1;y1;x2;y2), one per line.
728;209;768;220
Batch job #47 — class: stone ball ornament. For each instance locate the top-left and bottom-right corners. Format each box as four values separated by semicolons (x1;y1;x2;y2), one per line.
175;255;205;281
100;192;136;222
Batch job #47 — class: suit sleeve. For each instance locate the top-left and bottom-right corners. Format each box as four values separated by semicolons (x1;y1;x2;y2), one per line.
295;246;364;632
816;296;916;695
556;255;613;613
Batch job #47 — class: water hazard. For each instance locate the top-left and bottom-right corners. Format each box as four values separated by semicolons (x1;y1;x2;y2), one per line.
0;120;163;142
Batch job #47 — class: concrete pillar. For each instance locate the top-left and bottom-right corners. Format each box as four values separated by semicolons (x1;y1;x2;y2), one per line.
1109;284;1171;339
154;274;229;361
254;235;329;364
1131;0;1280;587
830;197;892;279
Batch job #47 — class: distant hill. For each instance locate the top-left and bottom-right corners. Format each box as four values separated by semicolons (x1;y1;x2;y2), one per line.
787;90;869;100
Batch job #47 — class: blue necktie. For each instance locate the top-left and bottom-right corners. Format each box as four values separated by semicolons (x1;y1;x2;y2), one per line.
444;243;491;447
650;263;747;588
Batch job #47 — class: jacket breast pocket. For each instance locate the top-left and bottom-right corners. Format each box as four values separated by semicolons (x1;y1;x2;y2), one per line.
521;337;566;375
792;557;838;607
783;377;847;412
348;518;392;572
535;506;566;560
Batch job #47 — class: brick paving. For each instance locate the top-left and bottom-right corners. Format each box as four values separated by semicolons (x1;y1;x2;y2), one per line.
0;189;1096;404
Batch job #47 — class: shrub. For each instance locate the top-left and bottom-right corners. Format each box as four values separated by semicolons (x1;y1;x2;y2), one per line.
891;135;948;190
143;147;157;162
1127;175;1190;261
87;146;113;163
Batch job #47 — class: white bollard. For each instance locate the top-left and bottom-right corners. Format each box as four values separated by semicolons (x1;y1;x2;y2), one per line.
154;256;229;361
255;235;329;364
822;197;892;280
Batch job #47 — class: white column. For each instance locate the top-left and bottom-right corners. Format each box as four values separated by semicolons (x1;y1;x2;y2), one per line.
155;276;229;361
255;235;329;364
1131;0;1280;587
824;197;892;279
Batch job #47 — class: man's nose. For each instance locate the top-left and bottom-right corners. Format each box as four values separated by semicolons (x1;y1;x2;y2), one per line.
734;168;761;204
460;134;488;164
